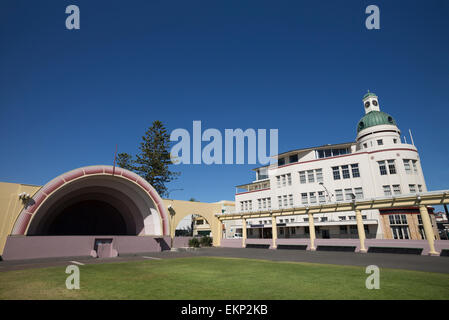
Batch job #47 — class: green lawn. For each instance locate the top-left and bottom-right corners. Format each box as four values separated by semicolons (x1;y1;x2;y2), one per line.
0;257;448;299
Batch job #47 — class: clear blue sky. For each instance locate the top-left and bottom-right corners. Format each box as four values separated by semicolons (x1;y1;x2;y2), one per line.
1;0;448;203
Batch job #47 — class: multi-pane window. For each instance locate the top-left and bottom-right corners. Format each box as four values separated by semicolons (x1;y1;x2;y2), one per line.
339;216;346;221
316;169;323;182
309;192;317;204
341;165;350;179
318;191;326;203
344;188;353;201
283;195;288;207
335;189;343;201
389;214;410;239
276;176;281;188
388;160;397;174
354;187;364;199
412;160;418;173
267;198;271;209
288;194;293;207
307;170;315;183
392;184;401;195
403;159;411;174
240;200;253;212
299;171;306;184
340;226;348;234
287;173;292;186
278;196;282;208
383;185;392;196
409;184;416;193
378;161;387;175
282;175;286;187
332;167;341;180
262;198;266;210
377;139;383;145
257;199;262;210
351;164;360;178
301;193;308;205
418;185;422;192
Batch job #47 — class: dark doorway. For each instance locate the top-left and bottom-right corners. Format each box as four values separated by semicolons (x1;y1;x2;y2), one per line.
47;200;128;235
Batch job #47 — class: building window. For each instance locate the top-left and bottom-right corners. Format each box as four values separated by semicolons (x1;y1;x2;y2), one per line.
349;216;356;221
418;184;422;192
378;161;387;175
409;184;416;193
301;193;308;205
412;160;418;173
287;173;292;186
283;195;288;207
349;225;358;234
377;139;383;146
307;170;315;183
403;159;411;174
278;157;285;166
339;216;346;221
332;167;341;180
393;138;397;144
289;154;298;163
309;192;317;204
316;169;323;182
392;184;401;195
257;199;261;210
267;198;271;209
299;171;306;184
288;194;293;207
276;176;281;188
340;226;348;234
335;189;343;202
388;160;397;174
351;164;360;178
341;165;350;179
278;196;282;208
321;217;328;222
354;187;364;199
262;198;267;210
383;185;392;196
389;214;410;239
344;188;353;201
282;175;286;187
363;143;368;149
318;191;326;203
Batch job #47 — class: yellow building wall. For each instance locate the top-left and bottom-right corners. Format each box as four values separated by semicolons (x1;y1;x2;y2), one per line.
0;182;41;256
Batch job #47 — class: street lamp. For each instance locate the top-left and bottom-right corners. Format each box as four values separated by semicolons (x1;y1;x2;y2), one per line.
166;188;183;250
319;182;333;202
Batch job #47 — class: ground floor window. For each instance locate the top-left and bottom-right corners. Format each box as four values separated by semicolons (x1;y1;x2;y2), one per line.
391;226;410;239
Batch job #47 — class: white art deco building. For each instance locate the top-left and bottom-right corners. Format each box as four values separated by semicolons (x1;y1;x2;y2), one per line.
230;92;439;241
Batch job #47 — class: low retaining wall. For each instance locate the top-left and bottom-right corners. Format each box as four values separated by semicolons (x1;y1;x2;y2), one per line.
220;239;242;248
173;236;193;248
2;235;170;260
219;237;449;256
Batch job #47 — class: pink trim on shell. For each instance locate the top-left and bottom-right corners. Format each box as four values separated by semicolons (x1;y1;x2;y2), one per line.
11;165;169;236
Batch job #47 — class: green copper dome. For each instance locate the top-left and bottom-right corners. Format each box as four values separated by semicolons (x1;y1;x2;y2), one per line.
363;92;377;99
357;111;397;133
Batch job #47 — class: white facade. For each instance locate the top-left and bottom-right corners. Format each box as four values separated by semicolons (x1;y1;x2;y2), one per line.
232;93;428;240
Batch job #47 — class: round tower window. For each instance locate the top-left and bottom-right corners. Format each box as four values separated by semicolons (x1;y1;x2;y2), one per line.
364;101;370;108
388;116;393;123
372;100;378;106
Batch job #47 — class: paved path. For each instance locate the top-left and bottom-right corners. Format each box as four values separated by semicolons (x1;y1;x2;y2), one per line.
1;247;448;273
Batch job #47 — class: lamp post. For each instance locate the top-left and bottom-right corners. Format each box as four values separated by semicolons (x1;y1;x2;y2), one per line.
166;188;183;250
319;182;333;202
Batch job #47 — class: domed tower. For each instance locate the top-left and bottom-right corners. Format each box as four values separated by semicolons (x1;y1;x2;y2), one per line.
356;92;401;150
